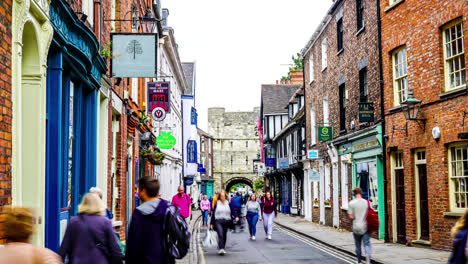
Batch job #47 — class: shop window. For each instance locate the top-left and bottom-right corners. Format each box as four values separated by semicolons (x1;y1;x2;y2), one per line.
449;143;468;211
357;161;378;210
392;47;408;105
443;20;466;91
187;140;197;163
341;162;349;209
292;176;298;207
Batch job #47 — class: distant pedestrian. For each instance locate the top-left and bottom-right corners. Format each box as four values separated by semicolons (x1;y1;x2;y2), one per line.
210;192;239;255
209;195;213;209
230;192;244;231
0;207;62;264
260;191;277;240
449;209;468;264
90;187;113;220
348;187;371;264
243;193;262;240
200;195;211;226
171;186;192;220
59;193;123;264
126;177;190;264
198;191;204;209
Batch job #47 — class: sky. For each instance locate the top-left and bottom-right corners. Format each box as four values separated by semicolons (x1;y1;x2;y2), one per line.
162;0;334;130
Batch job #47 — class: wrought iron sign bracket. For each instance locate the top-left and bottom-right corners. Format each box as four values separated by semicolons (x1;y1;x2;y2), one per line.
392;122;408;137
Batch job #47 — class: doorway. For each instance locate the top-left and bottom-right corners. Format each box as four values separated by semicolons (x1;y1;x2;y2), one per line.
394;152;406;244
415;150;429;241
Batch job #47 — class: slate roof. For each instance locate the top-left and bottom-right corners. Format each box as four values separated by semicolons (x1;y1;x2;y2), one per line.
182;62;195;95
261;84;301;115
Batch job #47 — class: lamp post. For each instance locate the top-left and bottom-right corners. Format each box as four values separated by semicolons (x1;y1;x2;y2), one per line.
400;88;426;130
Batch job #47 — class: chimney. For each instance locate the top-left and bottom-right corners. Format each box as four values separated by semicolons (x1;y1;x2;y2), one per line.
162;8;169;26
289;69;304;85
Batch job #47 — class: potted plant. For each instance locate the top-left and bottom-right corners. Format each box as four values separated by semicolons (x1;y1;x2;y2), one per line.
151;152;166;165
314;198;319;206
324;199;332;206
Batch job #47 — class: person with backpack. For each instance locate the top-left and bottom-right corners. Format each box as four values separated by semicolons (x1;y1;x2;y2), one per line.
210;191;239;256
58;193;123;264
126;177;190;264
230;192;244;232
172;186;192;220
449;209;468;264
348;187;372;264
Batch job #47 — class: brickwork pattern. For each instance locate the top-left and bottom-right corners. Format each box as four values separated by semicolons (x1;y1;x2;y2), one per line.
381;0;468;249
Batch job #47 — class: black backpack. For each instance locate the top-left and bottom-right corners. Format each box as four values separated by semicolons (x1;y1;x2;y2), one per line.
163;202;191;259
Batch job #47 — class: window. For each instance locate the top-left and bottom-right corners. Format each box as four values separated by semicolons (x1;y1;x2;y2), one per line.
341;162;349;209
313;179;319;207
339;84;346;131
309;56;314;82
322;39;327;69
337;18;344;52
449;143;468;211
292;176;298;207
356;0;364;31
191;108;198;125
201;137;205;152
359;68;368;102
325;165;331;201
323;98;329;126
209;139;212;153
187;140;197;163
443;20;466;91
392;48;408;105
82;0;94;26
357;161;379;210
310;108;316;145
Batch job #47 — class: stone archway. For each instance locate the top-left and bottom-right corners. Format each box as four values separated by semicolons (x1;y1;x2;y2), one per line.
225;177;254;193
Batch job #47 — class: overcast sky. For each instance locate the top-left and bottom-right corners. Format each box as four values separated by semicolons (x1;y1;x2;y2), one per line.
162;0;334;130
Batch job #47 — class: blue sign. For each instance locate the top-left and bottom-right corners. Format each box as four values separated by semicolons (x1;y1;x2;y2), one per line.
279;158;289;169
266;158;276;167
308;149;319;159
184;177;194;186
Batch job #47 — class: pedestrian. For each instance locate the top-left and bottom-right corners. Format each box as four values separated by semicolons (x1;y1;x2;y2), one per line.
0;207;62;264
210;191;239;255
171;186;192;220
200;195;211;226
260;191;277;240
90;186;113;220
348;187;371;264
126;177;190;264
198;191;204;210
58;193;123;264
209;195;213;210
230;192;244;231
212;191;219;210
449;209;468;263
243;193;262;240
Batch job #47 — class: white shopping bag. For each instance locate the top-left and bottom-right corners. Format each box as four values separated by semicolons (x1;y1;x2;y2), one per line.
202;230;218;248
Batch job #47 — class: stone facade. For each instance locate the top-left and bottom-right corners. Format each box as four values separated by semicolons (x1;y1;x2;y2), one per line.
381;0;468;249
208;108;261;192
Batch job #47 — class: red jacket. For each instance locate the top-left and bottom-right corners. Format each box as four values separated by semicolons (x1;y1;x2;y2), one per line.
261;198;277;215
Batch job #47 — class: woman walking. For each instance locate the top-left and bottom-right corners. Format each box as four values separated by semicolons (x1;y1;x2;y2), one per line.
449;209;468;263
210;191;239;255
0;207;62;263
59;193;123;264
261;191;277;240
200;195;211;226
243;193;262;240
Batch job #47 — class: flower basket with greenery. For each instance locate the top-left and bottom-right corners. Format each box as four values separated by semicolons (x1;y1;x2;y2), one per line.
314;198;319;205
151;152;165;165
324;199;332;206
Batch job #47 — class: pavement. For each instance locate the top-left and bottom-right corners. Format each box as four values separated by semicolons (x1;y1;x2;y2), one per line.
177;210;202;264
274;213;451;264
200;218;359;264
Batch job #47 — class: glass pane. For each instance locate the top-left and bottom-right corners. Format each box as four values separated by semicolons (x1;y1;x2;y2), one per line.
450;74;455;88
447;43;452;58
67;82;74;208
451;27;457;41
452;42;457;57
457;24;462;38
457;38;464;54
463;71;467;86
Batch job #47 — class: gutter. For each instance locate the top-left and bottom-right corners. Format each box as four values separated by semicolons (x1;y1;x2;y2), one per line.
376;0;389;243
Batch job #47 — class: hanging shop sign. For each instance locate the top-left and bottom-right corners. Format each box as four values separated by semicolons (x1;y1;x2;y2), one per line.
309;170;320;182
184;177;194;186
308;149;319;159
152;107;166;121
338;143;353;155
148;81;170;113
111;33;157;77
265;158;276;167
156;132;176;149
318;126;333;142
279;158;289;169
358;102;375;123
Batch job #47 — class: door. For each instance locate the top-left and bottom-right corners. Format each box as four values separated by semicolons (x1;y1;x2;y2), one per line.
395;169;406;244
418;164;430;241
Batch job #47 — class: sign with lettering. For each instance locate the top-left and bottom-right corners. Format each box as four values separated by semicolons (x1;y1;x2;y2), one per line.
156;132;176;149
279;158;289;169
309;170;320;182
308;149;319;159
148;82;170;113
338;143;353;155
152;107;166;121
318;126;333;142
353;140;379;152
265;158;276;167
111;33;157;77
359;102;374;123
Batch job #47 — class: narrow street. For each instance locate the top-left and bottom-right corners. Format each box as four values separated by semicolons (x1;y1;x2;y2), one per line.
200;222;356;264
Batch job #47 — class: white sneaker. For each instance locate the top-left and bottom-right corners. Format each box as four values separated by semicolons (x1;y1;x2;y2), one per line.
218;249;225;255
252;236;256;240
267;235;272;240
221;249;226;255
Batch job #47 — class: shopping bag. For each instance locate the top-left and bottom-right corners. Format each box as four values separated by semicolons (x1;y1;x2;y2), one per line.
366;200;379;232
202;230;218;248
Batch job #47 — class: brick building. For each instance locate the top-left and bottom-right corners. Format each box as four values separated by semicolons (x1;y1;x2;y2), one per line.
198;128;215;198
381;0;468;249
301;0;385;238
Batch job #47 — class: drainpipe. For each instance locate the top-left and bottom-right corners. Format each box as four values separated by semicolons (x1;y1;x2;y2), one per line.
376;0;389;243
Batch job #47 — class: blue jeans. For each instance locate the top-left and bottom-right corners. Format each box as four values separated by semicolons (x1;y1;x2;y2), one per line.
202;210;209;224
246;212;259;236
353;232;371;263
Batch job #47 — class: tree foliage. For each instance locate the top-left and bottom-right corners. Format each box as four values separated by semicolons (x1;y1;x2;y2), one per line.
254;179;264;192
281;52;303;81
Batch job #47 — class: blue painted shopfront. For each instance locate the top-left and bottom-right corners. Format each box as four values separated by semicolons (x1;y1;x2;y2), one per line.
45;0;106;251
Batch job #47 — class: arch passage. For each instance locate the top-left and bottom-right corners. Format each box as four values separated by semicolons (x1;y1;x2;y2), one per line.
225;177;254;193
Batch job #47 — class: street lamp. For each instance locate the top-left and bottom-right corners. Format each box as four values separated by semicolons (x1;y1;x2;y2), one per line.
400;88;426;130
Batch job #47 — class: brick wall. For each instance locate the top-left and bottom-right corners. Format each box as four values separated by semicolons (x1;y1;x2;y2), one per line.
0;0;12;244
381;0;468;249
303;0;381;228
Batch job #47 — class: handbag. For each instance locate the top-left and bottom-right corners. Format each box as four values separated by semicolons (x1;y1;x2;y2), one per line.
366;200;379;232
202;230;218;248
79;215;122;264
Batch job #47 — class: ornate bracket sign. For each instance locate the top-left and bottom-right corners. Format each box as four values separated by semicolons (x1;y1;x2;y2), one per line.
156;131;176;149
359;102;375;123
318;126;333;142
148;82;170;113
152;107;166;121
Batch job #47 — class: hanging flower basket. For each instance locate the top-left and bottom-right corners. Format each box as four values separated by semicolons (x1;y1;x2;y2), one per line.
324;199;332;206
314;199;319;205
139;148;165;165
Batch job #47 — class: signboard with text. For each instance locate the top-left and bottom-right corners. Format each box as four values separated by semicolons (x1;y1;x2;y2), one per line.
338;143;352;155
359;102;374;123
279;158;289;169
318;126;333;142
156;132;176;149
266;158;276;167
308;149;319;159
148;82;170;114
309;170;320;182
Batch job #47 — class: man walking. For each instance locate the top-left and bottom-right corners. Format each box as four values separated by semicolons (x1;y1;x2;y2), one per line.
126;177;190;264
348;187;371;264
230;192;244;231
172;186;192;220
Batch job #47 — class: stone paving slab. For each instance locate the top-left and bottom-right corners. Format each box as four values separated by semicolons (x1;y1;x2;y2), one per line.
177;210;201;264
274;214;451;264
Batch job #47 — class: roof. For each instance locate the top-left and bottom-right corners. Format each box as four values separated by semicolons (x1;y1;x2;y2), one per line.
288;88;304;105
261;84;300;115
182;62;195;95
